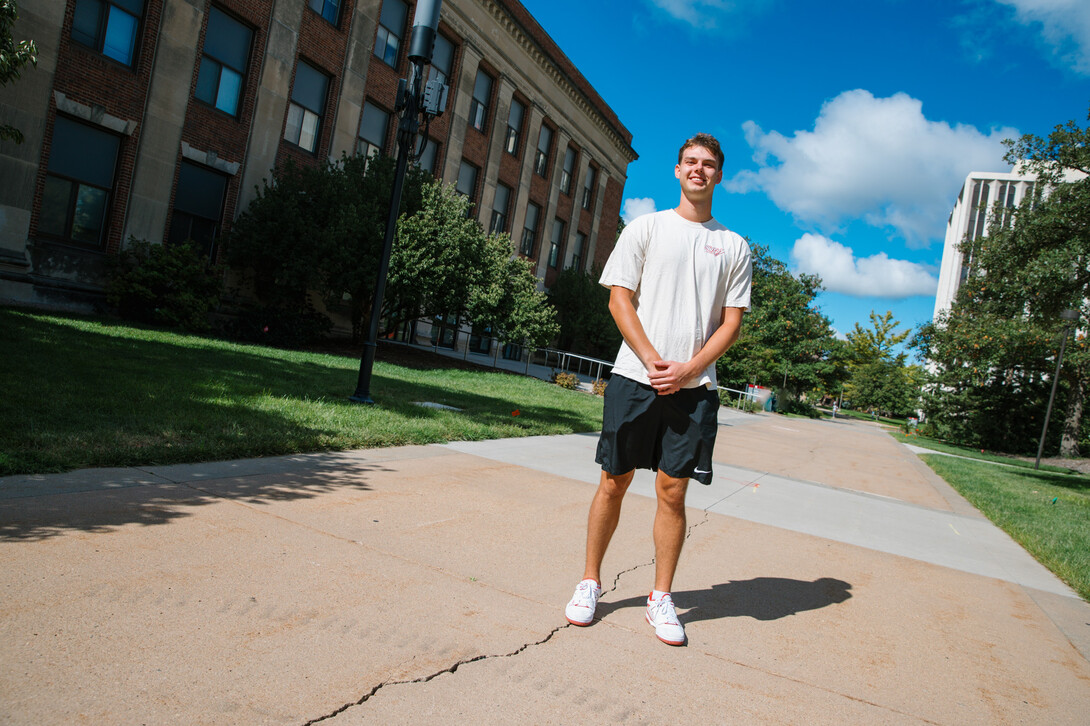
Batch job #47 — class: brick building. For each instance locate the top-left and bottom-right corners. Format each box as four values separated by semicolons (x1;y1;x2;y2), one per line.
0;0;636;318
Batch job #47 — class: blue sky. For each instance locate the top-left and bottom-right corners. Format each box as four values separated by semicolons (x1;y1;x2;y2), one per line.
518;0;1090;346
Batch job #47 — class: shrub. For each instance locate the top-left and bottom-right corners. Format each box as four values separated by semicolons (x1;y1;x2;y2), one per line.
221;303;333;348
778;397;821;418
106;238;222;331
552;371;579;389
591;378;607;396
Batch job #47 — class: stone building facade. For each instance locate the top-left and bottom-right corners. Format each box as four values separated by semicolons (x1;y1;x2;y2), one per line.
0;0;636;311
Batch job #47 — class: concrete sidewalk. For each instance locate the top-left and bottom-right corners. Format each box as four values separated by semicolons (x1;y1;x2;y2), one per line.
2;410;1089;724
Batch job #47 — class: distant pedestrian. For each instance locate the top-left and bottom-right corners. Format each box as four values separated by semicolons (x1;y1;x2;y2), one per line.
564;133;752;646
832;403;838;418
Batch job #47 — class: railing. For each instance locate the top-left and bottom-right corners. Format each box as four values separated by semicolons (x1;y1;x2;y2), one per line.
531;347;612;381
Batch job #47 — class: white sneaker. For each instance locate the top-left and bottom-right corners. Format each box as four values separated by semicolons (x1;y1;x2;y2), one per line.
565;579;602;626
646;592;686;645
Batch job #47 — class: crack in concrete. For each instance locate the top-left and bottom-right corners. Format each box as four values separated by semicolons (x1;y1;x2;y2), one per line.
301;624;570;724
300;508;712;724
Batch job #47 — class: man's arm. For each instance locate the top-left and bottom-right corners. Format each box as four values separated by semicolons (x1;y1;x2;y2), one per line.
608;285;661;373
647;306;744;395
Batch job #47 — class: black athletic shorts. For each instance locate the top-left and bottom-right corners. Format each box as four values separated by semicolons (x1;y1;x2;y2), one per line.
595;375;720;485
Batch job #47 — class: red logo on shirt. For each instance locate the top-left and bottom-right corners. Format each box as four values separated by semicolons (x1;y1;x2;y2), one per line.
705;244;724;257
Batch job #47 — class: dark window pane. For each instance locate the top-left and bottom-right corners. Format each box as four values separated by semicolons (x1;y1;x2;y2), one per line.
472;71;491;103
175;162;227;219
72;0;103;48
417;138;437;173
379;0;407;35
456;161;477;197
537;125;552;153
509;100;524;130
114;0;144;16
205;7;251;70
39;177;73;238
48;116;120;188
359;101;388;147
291;61;328;113
432;34;453;77
195;57;220;105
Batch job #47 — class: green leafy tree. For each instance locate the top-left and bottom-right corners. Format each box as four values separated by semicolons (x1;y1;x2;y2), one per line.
0;0;37;143
226;155;425;339
846;310;909;366
716;243;843;400
917;105;1090;455
547;266;621;359
467;232;559;349
843;310;918;416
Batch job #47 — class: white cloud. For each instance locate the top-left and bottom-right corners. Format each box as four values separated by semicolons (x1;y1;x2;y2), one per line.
790;233;938;299
622;197;658;224
727;90;1017;246
997;0;1090;74
643;0;772;29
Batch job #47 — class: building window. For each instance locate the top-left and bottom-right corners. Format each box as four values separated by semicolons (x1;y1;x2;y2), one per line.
71;0;143;67
416;137;439;175
521;202;540;256
427;34;454;85
490;183;511;234
505;99;524;155
195;7;252;117
308;0;340;25
965;180;990;242
357;100;389;158
39;116;120;247
456;160;479;213
560;146;576;195
284;60;329;153
534;124;552;177
582;165;596;210
168;161;228;261
469;326;491;355
469;70;492;132
548;218;564;268
569;231;586;271
374;0;407;68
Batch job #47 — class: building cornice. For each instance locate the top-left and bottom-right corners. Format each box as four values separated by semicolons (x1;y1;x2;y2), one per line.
479;0;638;165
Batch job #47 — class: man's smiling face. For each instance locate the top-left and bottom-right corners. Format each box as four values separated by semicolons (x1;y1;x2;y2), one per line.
675;145;723;196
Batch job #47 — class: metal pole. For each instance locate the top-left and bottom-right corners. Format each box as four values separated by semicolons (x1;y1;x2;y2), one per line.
351;0;443;404
1035;326;1071;469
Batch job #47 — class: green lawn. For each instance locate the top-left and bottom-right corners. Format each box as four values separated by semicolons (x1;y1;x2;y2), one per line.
0;308;603;476
890;430;1073;475
921;454;1090;601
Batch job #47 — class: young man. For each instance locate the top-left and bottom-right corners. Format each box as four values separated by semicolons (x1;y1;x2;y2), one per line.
565;133;752;646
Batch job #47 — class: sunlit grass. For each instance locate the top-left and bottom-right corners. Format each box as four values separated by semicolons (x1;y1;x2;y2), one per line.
0;308;603;475
922;454;1090;601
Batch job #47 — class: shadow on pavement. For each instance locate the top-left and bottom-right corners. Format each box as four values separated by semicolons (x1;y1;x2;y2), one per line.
598;577;853;622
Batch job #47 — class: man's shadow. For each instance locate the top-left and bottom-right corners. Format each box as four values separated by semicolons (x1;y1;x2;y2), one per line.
596;577;852;622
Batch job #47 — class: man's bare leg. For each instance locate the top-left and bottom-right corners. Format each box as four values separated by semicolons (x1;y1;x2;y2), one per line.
652;471;689;592
582;469;635;585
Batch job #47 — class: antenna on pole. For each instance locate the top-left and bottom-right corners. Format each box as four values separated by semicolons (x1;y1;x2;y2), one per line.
350;0;447;405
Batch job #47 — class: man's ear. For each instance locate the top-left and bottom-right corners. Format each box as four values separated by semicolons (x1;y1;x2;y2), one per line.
674;164;682;179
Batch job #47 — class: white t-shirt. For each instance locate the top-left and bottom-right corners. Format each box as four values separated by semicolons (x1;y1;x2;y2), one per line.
599;209;752;389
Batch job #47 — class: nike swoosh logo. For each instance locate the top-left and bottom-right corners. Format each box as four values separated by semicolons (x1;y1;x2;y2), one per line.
694;469;711;475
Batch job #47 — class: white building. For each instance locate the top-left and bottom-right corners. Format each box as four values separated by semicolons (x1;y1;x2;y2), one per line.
933;165;1085;319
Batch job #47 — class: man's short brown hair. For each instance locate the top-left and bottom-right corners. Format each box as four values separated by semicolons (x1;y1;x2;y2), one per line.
678;133;724;171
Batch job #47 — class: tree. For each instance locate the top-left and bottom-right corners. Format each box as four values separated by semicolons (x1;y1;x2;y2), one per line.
916;105;1090;455
547;266;620;360
1;0;37;144
716;243;843;400
227;155;426;339
846;310;909;367
843;310;919;417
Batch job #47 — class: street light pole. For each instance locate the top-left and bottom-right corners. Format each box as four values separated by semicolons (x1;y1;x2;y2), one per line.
1034;308;1079;469
350;0;447;404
